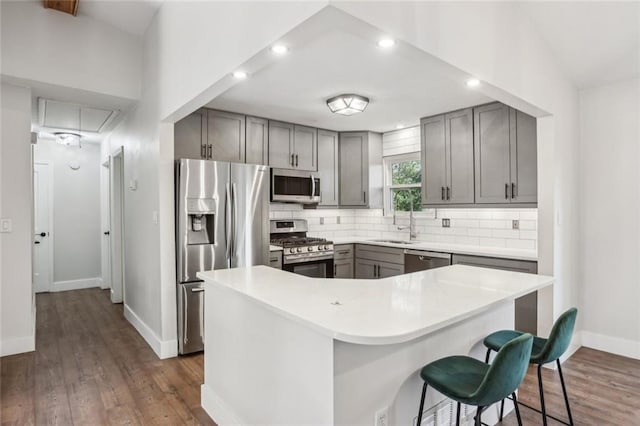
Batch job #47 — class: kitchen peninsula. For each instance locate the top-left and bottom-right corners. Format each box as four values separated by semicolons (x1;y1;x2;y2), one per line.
198;265;553;425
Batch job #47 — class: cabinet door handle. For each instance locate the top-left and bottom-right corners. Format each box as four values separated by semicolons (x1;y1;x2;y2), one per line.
512;182;516;199
334;265;337;276
377;265;381;277
446;186;450;201
291;153;294;166
505;183;509;200
441;186;445;201
295;154;299;167
201;144;206;158
207;144;212;159
373;264;377;278
363;191;367;204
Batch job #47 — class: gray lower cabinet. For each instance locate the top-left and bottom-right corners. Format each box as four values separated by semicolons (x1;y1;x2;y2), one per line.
451;254;538;334
339;132;383;208
421;108;474;206
474;102;537;204
333;244;354;278
207;109;245;162
268;250;282;269
268;121;317;171
174;108;207;160
317;129;339;207
246;116;268;165
354;244;404;279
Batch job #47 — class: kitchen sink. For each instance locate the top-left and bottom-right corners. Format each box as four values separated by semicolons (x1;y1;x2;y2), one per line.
370;239;416;245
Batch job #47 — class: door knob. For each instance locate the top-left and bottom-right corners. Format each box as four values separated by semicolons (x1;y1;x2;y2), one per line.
104;231;110;236
34;241;40;244
39;232;47;237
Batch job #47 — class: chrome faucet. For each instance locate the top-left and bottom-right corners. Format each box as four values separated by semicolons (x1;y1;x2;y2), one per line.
395;198;418;240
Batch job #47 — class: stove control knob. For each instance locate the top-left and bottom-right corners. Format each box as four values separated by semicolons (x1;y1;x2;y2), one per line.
296;247;302;253
318;245;325;251
307;246;313;252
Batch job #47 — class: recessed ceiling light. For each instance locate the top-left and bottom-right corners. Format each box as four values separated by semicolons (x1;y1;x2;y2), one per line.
232;71;248;79
396;124;404;129
271;44;289;55
466;78;480;88
377;38;395;48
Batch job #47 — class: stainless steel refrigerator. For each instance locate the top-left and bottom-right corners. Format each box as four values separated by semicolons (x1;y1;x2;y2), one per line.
175;159;270;354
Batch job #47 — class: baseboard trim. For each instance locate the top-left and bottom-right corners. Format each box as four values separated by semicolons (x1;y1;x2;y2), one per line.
52;277;101;292
123;304;177;360
201;384;243;425
581;330;640;360
1;334;35;357
97;277;109;290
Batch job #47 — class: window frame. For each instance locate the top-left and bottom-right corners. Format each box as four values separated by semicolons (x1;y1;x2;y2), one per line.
383;152;422;216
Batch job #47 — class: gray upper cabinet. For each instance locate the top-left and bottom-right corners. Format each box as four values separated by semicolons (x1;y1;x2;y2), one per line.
317;129;339;206
339;132;383;208
293;125;317;171
246;116;268;165
268;121;317;171
207;110;245;162
510;109;537;203
474;102;537;204
421;108;474;206
268;120;295;169
174;108;207;160
421;115;447;205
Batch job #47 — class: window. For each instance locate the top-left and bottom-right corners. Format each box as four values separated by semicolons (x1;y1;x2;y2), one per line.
383;153;422;214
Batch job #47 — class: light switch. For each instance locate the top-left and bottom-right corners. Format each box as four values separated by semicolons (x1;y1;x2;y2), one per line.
129;179;138;191
0;218;12;233
152;211;159;225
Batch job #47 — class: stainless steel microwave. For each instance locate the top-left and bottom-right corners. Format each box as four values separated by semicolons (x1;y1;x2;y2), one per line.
271;168;321;204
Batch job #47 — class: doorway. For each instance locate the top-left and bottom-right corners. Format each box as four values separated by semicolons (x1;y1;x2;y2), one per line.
33;162;53;293
109;147;125;304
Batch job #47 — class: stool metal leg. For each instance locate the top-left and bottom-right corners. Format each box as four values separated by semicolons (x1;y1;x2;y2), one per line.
537;364;548;426
455;402;461;426
557;359;574;425
417;382;428;426
475;406;483;426
499;398;505;421
512;392;523;426
484;348;492;363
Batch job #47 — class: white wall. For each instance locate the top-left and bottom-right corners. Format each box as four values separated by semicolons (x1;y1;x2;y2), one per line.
0;83;35;356
33;139;102;289
579;78;640;358
0;1;142;101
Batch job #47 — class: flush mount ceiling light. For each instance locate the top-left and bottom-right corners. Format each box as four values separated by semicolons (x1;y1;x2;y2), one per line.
326;94;370;116
54;132;82;147
466;78;481;88
377;38;396;48
232;71;248;79
271;44;289;55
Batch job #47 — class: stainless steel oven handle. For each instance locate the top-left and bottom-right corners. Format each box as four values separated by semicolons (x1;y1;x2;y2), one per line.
191;288;205;293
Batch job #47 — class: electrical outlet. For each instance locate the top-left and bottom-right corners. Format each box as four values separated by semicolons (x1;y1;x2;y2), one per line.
442;218;450;228
374;407;388;426
512;220;519;230
320;217;324;225
0;218;12;233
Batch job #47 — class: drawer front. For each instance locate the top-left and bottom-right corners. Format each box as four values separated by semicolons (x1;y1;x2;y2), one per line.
334;244;354;260
268;251;283;269
355;244;404;265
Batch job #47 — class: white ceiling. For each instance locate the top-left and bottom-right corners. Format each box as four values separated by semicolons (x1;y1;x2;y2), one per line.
77;0;163;36
519;1;640;89
206;11;491;133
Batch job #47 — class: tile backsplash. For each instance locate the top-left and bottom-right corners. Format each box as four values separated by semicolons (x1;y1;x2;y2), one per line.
270;204;538;251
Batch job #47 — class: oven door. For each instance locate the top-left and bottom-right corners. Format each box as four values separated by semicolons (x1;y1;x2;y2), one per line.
271;168;321;204
283;258;334;278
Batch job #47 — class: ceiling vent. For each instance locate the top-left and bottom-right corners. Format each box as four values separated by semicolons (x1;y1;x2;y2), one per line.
38;99;119;133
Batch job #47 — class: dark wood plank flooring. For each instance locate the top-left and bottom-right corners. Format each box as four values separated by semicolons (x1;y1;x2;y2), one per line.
2;288;639;425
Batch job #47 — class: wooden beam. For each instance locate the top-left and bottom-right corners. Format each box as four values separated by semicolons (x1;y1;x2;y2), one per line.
43;0;79;16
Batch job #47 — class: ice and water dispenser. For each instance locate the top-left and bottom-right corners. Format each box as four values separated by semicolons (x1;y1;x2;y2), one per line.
186;198;216;246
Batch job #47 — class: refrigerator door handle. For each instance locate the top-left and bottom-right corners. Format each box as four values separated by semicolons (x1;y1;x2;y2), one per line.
232;183;238;258
199;288;205;344
182;285;189;345
225;184;232;261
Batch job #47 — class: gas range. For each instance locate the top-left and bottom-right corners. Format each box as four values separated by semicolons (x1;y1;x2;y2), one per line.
270;219;334;265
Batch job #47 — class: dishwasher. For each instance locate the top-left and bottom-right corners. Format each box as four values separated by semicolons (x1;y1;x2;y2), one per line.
404;249;452;272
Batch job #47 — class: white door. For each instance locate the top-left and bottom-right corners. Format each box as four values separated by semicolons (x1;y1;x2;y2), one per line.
33;163;53;293
109;148;124;304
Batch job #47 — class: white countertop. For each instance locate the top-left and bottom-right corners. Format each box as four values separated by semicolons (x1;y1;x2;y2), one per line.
330;236;538;261
198;265;552;345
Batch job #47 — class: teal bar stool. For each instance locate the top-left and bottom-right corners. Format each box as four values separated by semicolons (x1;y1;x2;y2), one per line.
417;333;533;426
483;307;578;426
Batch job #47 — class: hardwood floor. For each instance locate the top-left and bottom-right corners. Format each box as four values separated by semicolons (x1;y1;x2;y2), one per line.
1;288;215;425
2;288;639;425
